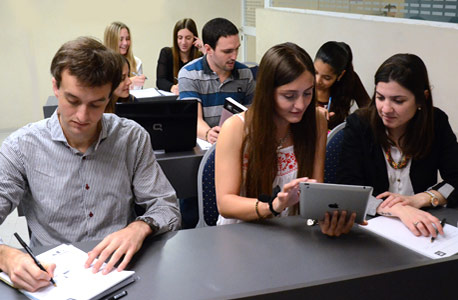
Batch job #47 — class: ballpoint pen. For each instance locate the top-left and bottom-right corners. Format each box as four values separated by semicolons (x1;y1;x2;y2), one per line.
431;218;446;243
132;72;148;79
327;97;332;111
14;232;57;287
154;87;164;96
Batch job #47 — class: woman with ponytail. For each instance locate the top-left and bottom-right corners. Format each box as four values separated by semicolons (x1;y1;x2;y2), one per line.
314;41;370;129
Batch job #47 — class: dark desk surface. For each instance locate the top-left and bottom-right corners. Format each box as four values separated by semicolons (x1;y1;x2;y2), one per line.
3;208;458;299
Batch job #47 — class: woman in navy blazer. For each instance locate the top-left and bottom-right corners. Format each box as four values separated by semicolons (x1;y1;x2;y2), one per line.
337;53;458;237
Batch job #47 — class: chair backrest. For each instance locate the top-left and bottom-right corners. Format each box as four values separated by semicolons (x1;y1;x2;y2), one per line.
249;65;259;80
324;122;346;183
242;62;259;80
196;144;219;227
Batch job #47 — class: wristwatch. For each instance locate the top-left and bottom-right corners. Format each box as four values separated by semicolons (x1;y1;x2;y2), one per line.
136;216;159;234
425;191;439;207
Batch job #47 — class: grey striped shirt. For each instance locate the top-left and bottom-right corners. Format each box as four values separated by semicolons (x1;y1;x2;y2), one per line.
179;55;255;127
0;112;180;247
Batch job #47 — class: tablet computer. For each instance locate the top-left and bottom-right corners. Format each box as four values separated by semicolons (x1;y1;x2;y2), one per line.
299;182;372;224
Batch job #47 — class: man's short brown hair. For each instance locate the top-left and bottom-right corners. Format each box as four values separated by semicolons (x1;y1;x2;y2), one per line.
50;36;123;95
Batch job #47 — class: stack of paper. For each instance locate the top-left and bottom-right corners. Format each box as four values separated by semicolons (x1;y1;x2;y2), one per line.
130;88;175;98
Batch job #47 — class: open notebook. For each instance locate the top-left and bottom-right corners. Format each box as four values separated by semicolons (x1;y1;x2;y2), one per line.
361;217;458;259
0;244;135;300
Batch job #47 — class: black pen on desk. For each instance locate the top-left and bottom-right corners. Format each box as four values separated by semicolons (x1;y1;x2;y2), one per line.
107;290;128;300
13;232;57;287
431;218;446;243
154;87;164;96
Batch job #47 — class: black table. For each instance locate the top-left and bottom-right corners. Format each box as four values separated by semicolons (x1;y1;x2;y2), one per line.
3;208;458;299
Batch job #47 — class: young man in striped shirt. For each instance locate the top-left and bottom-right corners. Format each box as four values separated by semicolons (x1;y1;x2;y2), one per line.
0;37;180;292
179;18;255;144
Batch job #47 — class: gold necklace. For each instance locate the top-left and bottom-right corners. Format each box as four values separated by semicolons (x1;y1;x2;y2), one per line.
277;130;290;151
385;147;410;169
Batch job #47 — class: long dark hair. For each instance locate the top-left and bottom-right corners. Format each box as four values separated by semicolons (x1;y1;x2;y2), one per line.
172;18;201;82
315;41;369;129
360;53;434;159
244;42;317;197
105;56;132;114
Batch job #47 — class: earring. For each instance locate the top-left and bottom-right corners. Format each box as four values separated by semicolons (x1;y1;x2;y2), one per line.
418;107;422;111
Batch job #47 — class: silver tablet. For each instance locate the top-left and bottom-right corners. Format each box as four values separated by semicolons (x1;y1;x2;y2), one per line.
299;182;373;224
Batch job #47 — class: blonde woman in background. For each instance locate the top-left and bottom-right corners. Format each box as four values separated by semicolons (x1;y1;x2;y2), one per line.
104;21;146;89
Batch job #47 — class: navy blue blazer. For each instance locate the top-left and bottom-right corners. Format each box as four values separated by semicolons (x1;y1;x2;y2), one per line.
337;107;458;207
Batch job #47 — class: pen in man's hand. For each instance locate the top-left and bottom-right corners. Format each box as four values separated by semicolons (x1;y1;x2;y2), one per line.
431;218;446;243
13;232;57;287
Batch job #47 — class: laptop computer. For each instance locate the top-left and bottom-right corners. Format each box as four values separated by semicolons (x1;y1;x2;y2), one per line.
299;182;372;224
115;99;197;152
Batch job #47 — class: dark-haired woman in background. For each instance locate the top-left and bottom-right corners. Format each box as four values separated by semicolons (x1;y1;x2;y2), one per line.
314;41;370;129
156;18;203;95
337;53;458;237
105;56;138;113
216;42;354;236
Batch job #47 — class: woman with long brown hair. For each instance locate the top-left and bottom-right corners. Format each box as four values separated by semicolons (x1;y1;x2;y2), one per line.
156;18;203;94
215;43;354;236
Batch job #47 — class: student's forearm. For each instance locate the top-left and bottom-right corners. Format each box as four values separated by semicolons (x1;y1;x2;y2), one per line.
197;118;211;141
376;204;396;217
218;195;272;221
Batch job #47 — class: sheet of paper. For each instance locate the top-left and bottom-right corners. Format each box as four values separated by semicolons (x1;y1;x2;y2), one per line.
158;90;176;96
0;244;134;300
129;88;171;98
361;216;458;259
196;138;212;150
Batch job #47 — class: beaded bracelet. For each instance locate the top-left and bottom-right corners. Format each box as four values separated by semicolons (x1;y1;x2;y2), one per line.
205;128;211;142
255;200;265;219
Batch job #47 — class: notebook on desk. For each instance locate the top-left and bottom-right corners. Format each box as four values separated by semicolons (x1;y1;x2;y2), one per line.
115;99;197;152
0;244;135;300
